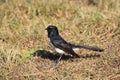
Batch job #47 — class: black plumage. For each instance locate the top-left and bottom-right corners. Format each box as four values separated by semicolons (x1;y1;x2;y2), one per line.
46;25;104;58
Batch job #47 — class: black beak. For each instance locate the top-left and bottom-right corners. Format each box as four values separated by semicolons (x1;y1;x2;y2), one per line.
45;28;47;30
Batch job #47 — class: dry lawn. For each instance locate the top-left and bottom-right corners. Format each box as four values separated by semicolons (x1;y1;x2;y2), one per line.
0;0;120;80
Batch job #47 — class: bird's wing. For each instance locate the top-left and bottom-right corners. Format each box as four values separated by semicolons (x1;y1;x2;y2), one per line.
52;39;79;57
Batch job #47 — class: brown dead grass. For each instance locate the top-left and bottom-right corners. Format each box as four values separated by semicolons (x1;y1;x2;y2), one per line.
0;0;120;80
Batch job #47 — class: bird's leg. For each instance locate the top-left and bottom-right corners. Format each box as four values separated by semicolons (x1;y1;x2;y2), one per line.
57;54;63;63
53;53;63;66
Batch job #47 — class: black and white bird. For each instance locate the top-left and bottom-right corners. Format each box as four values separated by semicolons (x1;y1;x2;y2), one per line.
45;25;104;58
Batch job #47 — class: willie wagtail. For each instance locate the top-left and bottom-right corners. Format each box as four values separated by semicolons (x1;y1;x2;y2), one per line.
45;25;104;58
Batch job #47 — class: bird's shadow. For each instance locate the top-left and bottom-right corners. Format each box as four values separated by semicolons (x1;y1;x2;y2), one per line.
32;50;100;61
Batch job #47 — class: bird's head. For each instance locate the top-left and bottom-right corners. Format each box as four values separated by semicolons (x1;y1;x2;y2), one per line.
45;25;59;37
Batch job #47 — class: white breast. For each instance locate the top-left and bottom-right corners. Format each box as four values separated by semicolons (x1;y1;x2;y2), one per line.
48;38;54;47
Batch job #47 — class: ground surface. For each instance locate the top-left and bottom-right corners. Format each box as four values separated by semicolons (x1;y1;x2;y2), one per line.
0;0;120;80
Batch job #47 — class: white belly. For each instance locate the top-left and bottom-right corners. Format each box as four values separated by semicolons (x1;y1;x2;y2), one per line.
55;48;65;54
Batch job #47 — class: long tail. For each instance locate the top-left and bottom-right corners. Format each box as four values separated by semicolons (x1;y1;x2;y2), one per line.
80;45;104;52
73;45;104;52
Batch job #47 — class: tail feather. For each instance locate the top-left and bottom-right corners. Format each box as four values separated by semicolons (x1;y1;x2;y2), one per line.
73;45;104;52
80;46;104;52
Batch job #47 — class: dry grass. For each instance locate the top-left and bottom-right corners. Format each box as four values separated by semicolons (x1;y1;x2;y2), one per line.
0;0;120;80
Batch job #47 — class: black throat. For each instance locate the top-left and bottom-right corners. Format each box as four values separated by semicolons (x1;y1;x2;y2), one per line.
48;28;59;38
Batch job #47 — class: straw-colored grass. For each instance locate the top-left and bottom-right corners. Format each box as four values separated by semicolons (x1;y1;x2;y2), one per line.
0;0;120;80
